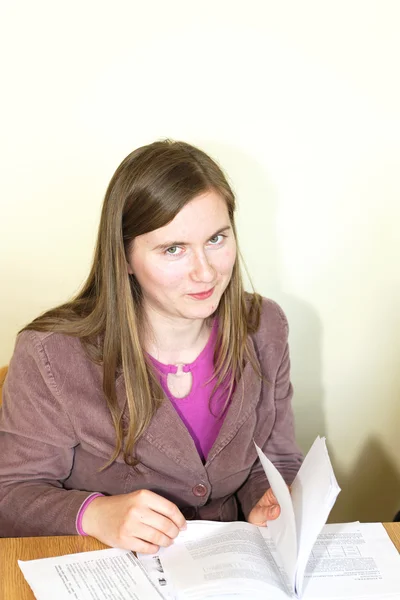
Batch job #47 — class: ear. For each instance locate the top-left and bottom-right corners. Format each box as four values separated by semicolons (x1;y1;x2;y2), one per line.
127;262;134;275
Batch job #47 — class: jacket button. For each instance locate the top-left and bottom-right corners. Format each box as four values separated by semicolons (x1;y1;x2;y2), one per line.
192;483;208;497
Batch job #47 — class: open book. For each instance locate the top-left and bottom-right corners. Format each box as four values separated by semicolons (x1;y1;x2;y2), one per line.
140;436;343;599
140;521;400;600
18;437;400;600
254;435;341;596
18;524;400;600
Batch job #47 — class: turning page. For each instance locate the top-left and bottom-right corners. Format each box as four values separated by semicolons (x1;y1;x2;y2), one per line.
291;436;341;595
255;435;341;597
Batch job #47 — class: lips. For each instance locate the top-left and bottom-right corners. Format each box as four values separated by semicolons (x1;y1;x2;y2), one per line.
188;287;215;300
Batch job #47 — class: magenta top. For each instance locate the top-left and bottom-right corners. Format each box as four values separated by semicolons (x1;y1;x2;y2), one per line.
149;322;230;462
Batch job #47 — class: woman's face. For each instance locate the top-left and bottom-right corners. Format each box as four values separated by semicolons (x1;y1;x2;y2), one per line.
127;190;237;322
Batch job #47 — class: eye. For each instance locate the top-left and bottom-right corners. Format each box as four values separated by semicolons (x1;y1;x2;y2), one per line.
165;246;183;256
208;234;225;245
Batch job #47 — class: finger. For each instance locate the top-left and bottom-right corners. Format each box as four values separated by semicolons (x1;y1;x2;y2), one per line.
249;502;281;526
135;490;187;531
129;507;181;540
124;521;175;549
260;487;278;507
116;534;160;554
265;503;280;520
133;540;161;555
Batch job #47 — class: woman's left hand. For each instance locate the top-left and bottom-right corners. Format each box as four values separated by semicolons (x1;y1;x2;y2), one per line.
247;487;281;526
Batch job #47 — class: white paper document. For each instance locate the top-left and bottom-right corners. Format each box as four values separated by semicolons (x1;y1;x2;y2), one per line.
143;521;400;600
18;547;162;600
255;435;341;596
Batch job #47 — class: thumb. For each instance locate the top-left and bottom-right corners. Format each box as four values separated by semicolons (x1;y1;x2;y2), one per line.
249;502;281;526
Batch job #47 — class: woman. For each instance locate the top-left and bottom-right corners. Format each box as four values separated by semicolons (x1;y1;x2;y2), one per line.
0;140;302;552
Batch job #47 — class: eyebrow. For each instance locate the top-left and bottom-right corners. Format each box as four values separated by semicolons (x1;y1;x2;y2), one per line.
153;226;232;251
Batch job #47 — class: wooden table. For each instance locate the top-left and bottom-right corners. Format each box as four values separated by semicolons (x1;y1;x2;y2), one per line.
1;524;399;600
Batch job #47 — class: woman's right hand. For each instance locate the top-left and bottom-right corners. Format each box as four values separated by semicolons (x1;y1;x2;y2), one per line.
81;489;187;553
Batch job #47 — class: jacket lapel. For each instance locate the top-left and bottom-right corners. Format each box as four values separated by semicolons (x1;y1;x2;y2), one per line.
143;397;205;472
206;352;262;466
117;337;262;473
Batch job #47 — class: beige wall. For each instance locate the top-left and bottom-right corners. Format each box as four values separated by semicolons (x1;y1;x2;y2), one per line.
1;1;399;522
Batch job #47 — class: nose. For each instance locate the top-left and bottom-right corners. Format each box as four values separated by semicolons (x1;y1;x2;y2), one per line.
191;251;216;283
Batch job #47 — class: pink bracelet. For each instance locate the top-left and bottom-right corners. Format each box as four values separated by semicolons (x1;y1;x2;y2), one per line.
76;493;104;536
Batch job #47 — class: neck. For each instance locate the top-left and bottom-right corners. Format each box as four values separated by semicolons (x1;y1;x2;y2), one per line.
143;305;211;365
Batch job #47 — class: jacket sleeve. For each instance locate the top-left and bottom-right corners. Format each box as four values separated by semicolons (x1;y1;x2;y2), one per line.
236;301;303;519
0;331;94;536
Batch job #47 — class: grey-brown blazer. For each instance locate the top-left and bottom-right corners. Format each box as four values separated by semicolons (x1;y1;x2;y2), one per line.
0;298;303;537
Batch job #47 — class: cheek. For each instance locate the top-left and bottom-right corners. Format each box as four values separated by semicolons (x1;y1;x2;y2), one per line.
144;262;187;291
217;247;237;275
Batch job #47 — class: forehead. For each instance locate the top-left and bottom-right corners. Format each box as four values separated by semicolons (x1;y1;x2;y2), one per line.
141;190;230;245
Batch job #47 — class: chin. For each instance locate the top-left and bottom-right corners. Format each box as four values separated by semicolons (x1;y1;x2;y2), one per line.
185;301;220;320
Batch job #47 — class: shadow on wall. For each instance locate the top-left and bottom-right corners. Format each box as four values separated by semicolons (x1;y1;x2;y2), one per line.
279;296;326;453
329;436;400;523
198;139;400;524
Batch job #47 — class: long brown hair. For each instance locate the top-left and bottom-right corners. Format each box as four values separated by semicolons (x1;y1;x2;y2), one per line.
23;140;261;466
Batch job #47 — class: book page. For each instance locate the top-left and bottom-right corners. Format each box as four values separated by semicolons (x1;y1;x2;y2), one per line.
259;522;400;599
146;520;290;600
138;553;177;600
290;436;341;596
254;442;298;591
19;547;162;600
